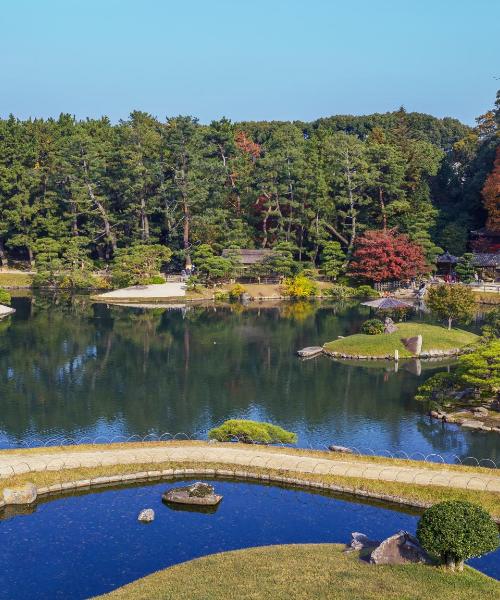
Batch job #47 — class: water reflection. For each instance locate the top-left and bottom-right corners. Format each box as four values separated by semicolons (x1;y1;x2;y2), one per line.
0;294;497;464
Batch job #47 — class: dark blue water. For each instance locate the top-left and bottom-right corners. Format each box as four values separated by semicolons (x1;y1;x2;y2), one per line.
1;480;498;599
0;295;498;466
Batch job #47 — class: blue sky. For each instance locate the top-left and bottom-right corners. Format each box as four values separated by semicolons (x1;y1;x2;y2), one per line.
1;0;499;124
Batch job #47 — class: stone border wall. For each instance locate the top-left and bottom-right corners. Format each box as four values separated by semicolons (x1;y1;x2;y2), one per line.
0;467;440;516
322;347;467;361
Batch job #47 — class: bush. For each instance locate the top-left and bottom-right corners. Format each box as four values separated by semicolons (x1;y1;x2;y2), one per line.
426;284;475;330
214;290;229;301
417;501;499;571
146;275;166;284
185;275;201;292
208;419;297;445
281;275;318;298
0;287;11;305
228;284;247;301
324;284;355;300
360;318;385;335
354;285;379;299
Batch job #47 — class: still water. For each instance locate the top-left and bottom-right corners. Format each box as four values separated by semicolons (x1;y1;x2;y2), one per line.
0;294;498;463
1;480;498;599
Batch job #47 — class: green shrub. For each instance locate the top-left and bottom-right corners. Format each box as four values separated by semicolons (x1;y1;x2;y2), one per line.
208;419;297;445
324;284;355;300
214;290;229;301
354;285;379;299
146;275;166;284
228;284;247;301
0;287;11;305
360;318;385;335
417;501;499;571
185;275;201;292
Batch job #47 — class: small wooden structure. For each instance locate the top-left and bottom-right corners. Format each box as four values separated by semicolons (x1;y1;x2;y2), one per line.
472;252;500;281
221;248;273;268
435;251;458;276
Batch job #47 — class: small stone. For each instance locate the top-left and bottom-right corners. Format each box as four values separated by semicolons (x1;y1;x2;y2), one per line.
328;445;353;454
346;532;380;552
3;483;37;505
138;508;155;522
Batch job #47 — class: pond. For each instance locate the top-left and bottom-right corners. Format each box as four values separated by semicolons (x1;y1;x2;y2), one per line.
0;294;498;465
1;479;498;599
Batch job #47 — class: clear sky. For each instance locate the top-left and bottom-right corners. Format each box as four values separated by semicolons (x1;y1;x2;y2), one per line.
1;0;499;124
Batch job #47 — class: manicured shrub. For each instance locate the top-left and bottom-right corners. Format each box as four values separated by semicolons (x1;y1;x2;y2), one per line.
324;284;355;300
417;500;499;571
208;419;297;445
146;275;166;284
0;287;11;305
361;318;385;335
354;285;379;299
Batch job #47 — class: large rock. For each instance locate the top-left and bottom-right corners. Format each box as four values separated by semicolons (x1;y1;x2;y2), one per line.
328;445;353;454
370;531;432;565
346;532;380;552
137;508;155;522
400;335;422;356
3;483;37;505
472;406;489;417
384;317;398;334
162;482;222;506
461;420;485;429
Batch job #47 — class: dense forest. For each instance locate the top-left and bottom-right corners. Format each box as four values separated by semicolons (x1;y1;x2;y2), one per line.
0;92;498;275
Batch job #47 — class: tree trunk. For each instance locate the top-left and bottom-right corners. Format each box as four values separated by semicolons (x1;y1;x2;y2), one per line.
379;187;387;231
27;246;34;266
140;196;150;241
448;316;452;330
445;555;456;571
183;198;191;268
0;238;6;267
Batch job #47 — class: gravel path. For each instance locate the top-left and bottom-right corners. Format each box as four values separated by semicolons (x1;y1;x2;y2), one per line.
1;445;499;492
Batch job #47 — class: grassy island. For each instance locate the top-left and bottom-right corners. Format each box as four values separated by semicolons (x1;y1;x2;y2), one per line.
98;544;499;600
324;322;479;359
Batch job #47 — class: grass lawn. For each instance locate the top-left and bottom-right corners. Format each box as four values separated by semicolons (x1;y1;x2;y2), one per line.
0;272;34;288
96;544;499;600
324;322;479;358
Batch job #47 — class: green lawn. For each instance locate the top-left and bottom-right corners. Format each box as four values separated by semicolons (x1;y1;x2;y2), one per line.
324;322;478;358
96;544;499;600
0;272;34;288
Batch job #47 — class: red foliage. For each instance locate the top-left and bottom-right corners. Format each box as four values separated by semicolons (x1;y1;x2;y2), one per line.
349;229;428;283
482;145;500;234
235;131;260;158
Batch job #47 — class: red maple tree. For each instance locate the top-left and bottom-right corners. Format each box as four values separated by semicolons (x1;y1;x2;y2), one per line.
482;145;500;234
349;229;428;283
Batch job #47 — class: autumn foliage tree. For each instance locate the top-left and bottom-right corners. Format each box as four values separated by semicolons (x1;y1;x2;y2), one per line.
481;145;500;233
349;229;427;283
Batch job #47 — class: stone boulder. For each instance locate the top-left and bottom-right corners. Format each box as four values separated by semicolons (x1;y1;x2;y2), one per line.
461;420;485;429
471;406;489;417
384;317;398;334
345;532;380;552
370;531;432;565
162;482;222;506
490;400;500;412
137;508;155;523
3;483;37;505
400;335;422;356
328;445;353;454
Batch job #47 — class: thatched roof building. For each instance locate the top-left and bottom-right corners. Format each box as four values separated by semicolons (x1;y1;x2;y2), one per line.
222;248;273;266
